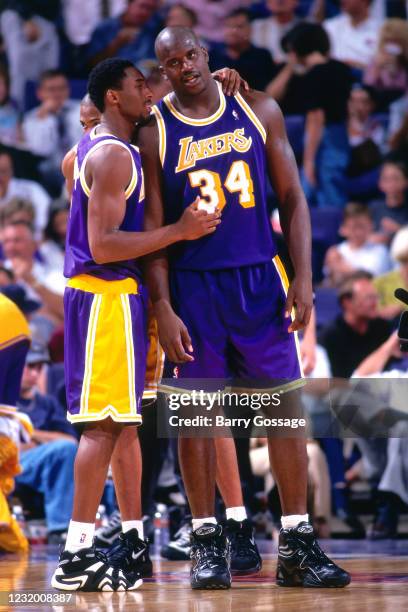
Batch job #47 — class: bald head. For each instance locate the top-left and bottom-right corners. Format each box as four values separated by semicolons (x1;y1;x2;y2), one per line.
79;93;100;132
155;26;200;61
80;93;94;108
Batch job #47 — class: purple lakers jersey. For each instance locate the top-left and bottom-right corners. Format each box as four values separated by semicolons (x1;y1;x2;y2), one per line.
64;126;145;281
153;81;276;269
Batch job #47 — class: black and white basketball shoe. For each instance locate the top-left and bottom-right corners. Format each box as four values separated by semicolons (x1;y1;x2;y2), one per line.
276;522;351;588
190;523;231;589
51;546;142;591
106;528;153;579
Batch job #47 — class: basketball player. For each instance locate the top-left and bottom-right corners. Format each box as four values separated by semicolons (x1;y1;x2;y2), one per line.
51;58;220;592
61;81;261;577
138;27;351;589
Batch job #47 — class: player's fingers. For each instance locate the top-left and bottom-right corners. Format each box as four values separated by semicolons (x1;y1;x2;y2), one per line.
190;196;200;210
284;289;294;319
242;78;249;91
228;71;239;95
174;338;194;363
180;325;193;353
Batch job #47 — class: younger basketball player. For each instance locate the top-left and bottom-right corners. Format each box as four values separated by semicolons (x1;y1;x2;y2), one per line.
51;58;220;592
138;27;350;589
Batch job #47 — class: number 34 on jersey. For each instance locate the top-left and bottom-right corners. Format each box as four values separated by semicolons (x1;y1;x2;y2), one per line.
189;160;255;213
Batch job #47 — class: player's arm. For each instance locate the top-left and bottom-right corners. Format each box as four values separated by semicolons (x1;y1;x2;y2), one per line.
136;118;195;363
61;146;77;198
246;91;313;331
86;145;220;265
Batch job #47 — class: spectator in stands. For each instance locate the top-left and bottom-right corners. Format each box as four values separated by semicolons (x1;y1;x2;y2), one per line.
363;19;408;106
1;221;64;326
22;71;82;197
374;226;408;320
369;160;408;244
347;84;386;177
324;0;381;70
287;23;353;207
0;266;14;286
353;336;408;538
0;64;21;147
0;150;50;239
324;203;392;286
15;343;78;544
209;9;276;91
388;113;408;163
388;91;408;139
165;3;197;29
0;7;59;107
163;0;250;44
319;271;391;378
63;0;127;47
251;0;300;63
265;27;308;115
86;0;162;72
39;205;68;274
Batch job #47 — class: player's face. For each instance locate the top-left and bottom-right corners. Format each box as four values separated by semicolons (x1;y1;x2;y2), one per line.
160;41;210;96
118;68;153;122
80;104;101;132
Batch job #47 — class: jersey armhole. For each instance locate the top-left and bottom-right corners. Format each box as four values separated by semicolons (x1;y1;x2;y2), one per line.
151;105;166;167
234;93;267;144
79;139;138;199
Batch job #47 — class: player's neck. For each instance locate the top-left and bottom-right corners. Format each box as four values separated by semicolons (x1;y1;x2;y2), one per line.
173;78;220;119
97;112;134;143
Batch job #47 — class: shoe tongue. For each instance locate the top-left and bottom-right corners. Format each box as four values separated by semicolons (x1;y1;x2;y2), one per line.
194;523;221;540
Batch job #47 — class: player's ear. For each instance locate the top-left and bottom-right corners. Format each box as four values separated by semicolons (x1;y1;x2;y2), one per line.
201;47;209;64
159;65;168;80
106;88;119;106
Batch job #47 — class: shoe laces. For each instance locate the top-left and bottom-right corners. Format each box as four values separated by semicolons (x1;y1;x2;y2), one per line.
294;535;333;567
173;522;191;546
193;539;227;570
109;536;145;566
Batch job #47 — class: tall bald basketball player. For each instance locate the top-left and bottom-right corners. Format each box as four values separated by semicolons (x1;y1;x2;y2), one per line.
138;28;351;590
51;58;220;592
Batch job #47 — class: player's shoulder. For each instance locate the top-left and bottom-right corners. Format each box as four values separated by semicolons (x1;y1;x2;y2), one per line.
239;89;284;132
61;144;77;178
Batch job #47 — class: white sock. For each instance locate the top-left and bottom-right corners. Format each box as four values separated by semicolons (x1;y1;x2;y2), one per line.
226;506;247;522
64;520;95;553
192;517;217;531
122;520;144;540
281;514;309;530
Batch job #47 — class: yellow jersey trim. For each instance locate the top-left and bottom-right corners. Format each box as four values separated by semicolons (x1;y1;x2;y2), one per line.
79;139;138;199
151;106;167;167
235;93;267;144
163;81;226;126
67;274;138;295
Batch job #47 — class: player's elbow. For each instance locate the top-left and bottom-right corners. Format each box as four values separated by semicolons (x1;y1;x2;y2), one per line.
89;239;107;265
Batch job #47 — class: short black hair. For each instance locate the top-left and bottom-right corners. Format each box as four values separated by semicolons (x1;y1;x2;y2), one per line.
38;69;68;86
226;8;251;21
87;58;135;112
285;23;330;57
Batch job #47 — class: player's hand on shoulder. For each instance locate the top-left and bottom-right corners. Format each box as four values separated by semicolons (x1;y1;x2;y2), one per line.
177;196;221;240
212;68;249;96
155;302;194;363
285;276;313;333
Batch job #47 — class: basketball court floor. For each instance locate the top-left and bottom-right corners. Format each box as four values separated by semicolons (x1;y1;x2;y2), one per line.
1;539;407;611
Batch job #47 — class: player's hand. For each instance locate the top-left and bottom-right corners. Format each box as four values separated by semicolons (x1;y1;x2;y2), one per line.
155;302;194;363
284;276;313;333
212;68;249;96
177;196;221;240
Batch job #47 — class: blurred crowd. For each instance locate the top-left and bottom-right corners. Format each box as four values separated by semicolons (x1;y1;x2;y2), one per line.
0;0;408;548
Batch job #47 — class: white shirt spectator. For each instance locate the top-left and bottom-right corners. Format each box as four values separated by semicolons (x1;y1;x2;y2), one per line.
337;240;393;276
62;0;126;45
0;10;59;108
22;100;82;167
0;178;50;240
324;14;381;67
251;16;298;63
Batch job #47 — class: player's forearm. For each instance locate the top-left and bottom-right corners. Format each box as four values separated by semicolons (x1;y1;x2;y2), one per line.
90;223;184;264
303;109;324;166
279;188;312;277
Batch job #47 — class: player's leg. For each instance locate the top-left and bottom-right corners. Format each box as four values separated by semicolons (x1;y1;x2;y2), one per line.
169;269;231;589
215;437;262;575
230;260;350;587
